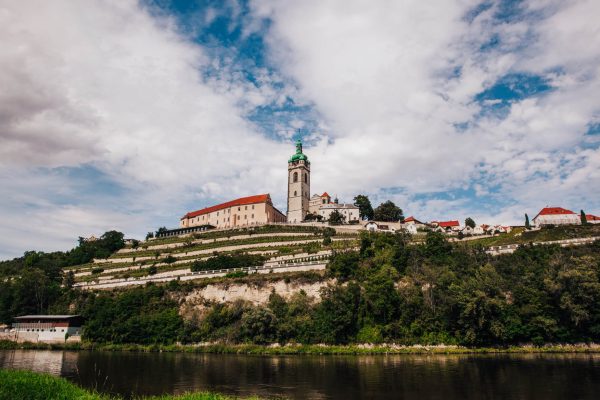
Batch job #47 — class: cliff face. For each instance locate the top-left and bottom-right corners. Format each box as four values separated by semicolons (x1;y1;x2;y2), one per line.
178;278;333;318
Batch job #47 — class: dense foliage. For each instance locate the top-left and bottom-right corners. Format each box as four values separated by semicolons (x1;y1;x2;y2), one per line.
190;253;266;272
0;231;124;322
2;229;600;347
184;232;600;346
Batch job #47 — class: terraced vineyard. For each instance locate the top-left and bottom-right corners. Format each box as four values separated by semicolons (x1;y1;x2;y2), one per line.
70;225;360;289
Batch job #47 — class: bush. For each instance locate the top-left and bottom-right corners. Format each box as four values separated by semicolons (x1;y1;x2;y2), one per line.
190;253;266;272
163;255;177;264
91;267;104;275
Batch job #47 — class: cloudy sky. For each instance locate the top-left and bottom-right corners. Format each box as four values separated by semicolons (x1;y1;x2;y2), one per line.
1;0;599;259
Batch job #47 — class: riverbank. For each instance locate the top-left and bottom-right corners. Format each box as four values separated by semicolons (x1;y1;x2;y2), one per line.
2;340;600;355
0;370;261;400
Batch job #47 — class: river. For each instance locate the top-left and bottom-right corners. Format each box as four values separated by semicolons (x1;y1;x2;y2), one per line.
1;350;600;399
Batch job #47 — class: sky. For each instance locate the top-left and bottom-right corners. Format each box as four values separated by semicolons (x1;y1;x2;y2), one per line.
1;0;599;259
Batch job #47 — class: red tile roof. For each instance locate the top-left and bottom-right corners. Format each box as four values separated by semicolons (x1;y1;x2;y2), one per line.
182;194;272;220
404;216;423;224
587;214;600;221
438;220;460;228
533;207;576;221
321;192;330;197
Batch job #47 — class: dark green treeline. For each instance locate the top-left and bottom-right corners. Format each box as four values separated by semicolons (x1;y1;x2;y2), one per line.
2;231;600;346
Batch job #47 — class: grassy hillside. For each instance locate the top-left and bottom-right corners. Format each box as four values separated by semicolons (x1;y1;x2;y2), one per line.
462;224;600;247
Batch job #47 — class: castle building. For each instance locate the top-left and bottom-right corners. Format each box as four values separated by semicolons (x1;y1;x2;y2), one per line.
180;194;286;229
318;203;360;223
287;140;310;223
308;192;331;214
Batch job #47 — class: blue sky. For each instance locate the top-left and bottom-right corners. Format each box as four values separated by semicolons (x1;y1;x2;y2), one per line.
0;0;599;259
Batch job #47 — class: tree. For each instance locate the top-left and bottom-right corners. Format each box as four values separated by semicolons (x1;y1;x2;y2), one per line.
525;214;531;230
353;195;374;220
328;210;346;225
146;232;154;240
465;217;476;229
581;210;588;225
373;201;403;222
63;270;75;290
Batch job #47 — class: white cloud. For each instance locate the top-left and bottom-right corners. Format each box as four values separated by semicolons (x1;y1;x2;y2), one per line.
0;0;290;258
1;0;600;258
250;0;600;223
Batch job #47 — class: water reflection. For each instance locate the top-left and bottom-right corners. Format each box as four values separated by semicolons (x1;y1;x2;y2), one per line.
1;350;600;399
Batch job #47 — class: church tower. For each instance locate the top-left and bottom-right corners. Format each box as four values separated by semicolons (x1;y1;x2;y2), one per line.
287;139;310;223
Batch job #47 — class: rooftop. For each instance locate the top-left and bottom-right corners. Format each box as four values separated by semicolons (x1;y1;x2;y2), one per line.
288;139;309;163
182;194;274;220
14;315;82;320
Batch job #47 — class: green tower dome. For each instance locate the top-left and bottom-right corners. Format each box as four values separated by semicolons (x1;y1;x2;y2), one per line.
288;139;309;163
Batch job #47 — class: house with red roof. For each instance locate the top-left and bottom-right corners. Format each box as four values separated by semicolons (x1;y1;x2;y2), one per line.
532;207;580;227
584;214;600;224
401;216;426;234
431;220;461;233
180;194;286;230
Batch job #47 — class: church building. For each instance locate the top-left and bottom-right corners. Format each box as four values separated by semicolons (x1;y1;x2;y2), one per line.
287;139;310;223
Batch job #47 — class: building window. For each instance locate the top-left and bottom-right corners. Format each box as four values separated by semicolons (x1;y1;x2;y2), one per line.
293;171;298;182
294;191;297;196
251;214;254;218
252;205;255;209
244;215;247;219
238;207;241;211
304;173;308;183
217;212;219;216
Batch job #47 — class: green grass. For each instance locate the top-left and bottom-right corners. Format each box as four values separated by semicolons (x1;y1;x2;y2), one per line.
0;370;263;400
4;340;600;356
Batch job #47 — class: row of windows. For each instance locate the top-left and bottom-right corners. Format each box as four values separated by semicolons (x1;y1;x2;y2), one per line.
25;328;65;332
191;205;256;223
215;214;255;225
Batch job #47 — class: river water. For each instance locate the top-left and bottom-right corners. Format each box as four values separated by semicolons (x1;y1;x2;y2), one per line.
1;350;600;399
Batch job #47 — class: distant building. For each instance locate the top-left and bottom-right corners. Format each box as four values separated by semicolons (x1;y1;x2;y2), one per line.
308;192;331;214
432;220;461;233
586;214;600;224
532;207;580;227
180;194;286;230
401;216;427;234
319;203;360;223
287;140;311;223
12;315;83;343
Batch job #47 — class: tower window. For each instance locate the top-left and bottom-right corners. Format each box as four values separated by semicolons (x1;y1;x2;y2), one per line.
304;174;308;183
293;172;298;182
294;191;297;196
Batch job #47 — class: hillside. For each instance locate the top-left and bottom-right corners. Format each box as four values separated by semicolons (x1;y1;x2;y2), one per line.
2;225;600;348
66;225;360;289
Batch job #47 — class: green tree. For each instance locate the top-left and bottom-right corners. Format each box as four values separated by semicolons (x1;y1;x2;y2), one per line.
314;283;361;343
327;251;361;280
241;307;278;344
465;217;476;228
525;213;531;230
581;210;588;225
328;210;346;225
353;195;374;220
373;201;403;222
63;271;75;290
